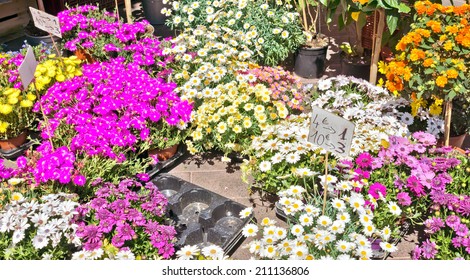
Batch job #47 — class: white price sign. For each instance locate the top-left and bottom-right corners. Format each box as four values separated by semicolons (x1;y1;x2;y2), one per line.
308;106;355;157
18;46;38;90
29;7;62;38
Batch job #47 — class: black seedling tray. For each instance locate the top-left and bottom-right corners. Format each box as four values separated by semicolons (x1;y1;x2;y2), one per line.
152;173;253;255
146;145;187;178
0;131;40;160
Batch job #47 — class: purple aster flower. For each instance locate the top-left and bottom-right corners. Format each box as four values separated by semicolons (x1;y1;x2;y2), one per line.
452;236;464;248
424;217;444;234
368;182;387;200
412;132;437;146
355;153;373;169
412;245;422;260
446;215;461;229
397;192;412;206
420;240;438;259
111;234;125;248
455;224;469;237
407;175;426;197
116;223;135;241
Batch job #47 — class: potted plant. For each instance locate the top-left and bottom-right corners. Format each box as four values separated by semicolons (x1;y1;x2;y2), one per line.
339;41;371;80
293;0;329;78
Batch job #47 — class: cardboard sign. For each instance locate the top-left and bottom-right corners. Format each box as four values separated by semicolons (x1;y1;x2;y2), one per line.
308;106;355;157
29;7;62;38
18;46;38;90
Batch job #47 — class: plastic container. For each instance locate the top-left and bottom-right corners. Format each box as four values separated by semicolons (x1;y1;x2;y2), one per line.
152;173;253;254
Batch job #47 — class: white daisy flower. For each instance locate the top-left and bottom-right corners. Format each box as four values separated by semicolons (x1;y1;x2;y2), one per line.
88;249;104;260
260;245;277;259
329;220;345;234
260;217;276;226
12;230;25;244
363;224;376;237
299;214;313;227
271;153;283;164
356;246;373;259
176;245;200;260
400;112;414;125
304;205;321;217
291;224;304;237
317;216;332;228
380;241;398;253
381;227;392;241
285;153;300;164
317;79;332;90
274;227;287;240
71;250;89;260
248;240;262;254
332;198;346;211
263;226;277;237
259;161;272;172
318;174;338;186
388;202;402;216
239;207;253;219
336;212;351;224
116;250;135;260
202;245;224;259
242;224;259;237
289;245;308;260
294;168;315;177
32;234;48;249
359;214;373;226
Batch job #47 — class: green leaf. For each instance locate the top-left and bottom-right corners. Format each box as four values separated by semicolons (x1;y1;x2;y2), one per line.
383;0;400;9
424;68;434;75
398;3;411;13
386;13;399;34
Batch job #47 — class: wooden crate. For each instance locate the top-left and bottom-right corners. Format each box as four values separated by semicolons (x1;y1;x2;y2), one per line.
0;0;37;40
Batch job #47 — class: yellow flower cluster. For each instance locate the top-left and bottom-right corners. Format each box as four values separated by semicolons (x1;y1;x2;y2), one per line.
186;78;290;155
384;0;470;113
34;55;83;91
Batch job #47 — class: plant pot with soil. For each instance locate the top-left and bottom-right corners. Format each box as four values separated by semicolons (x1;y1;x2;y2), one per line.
339;43;371;80
24;21;60;47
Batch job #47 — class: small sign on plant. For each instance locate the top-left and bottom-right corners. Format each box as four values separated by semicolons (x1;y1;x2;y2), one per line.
18;46;38;90
308;106;355;157
29;7;62;38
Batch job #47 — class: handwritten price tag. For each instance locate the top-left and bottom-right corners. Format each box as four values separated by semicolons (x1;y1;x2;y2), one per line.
18;46;38;90
308;106;355;157
29;7;62;38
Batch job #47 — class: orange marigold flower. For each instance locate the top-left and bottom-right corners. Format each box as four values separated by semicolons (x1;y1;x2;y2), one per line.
427;20;442;33
410;49;426;61
446;69;458;79
416;28;431;38
414;1;427;15
423;58;434;67
461;18;468;25
436;76;448;87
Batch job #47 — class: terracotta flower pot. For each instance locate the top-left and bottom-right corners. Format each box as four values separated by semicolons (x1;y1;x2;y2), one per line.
74;49;95;63
148;144;179;161
0;131;28;151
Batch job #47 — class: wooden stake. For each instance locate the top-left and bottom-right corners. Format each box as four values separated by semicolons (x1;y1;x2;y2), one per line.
49;33;62;57
444;100;453;146
33;82;55;152
37;0;45;11
369;8;385;85
322;151;329;215
124;0;132;24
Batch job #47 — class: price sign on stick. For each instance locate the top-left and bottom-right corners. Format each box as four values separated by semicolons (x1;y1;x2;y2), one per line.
308;106;355;157
18;46;38;90
29;7;62;38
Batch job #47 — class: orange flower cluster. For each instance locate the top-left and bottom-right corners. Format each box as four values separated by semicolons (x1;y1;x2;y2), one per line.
385;1;470;104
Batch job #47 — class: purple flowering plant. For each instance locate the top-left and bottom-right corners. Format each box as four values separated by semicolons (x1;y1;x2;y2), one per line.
58;5;173;76
0;57;192;199
412;155;470;260
341;132;463;240
72;178;177;259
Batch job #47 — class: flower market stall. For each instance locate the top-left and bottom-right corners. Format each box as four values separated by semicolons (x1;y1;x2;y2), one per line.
0;0;469;261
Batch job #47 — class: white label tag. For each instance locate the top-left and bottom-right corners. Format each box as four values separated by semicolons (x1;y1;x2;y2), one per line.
29;7;62;38
18;46;38;90
308;106;355;157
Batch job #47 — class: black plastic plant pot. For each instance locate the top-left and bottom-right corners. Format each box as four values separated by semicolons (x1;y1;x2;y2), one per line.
141;0;169;25
146;144;187;179
294;45;328;79
152;174;185;198
340;53;371;81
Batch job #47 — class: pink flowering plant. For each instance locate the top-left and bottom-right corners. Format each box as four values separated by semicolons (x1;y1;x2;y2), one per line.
72;178;177;260
412;155;470;260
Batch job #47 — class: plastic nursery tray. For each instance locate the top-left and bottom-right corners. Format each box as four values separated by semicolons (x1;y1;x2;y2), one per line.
146;145;187;179
152;173;254;255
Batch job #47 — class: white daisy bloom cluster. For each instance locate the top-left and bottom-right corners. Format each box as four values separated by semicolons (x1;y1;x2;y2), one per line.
0;193;80;257
382;97;444;137
311;76;411;156
175;244;226;260
241;114;322;192
165;0;305;66
71;248;137;260
245;184;388;260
